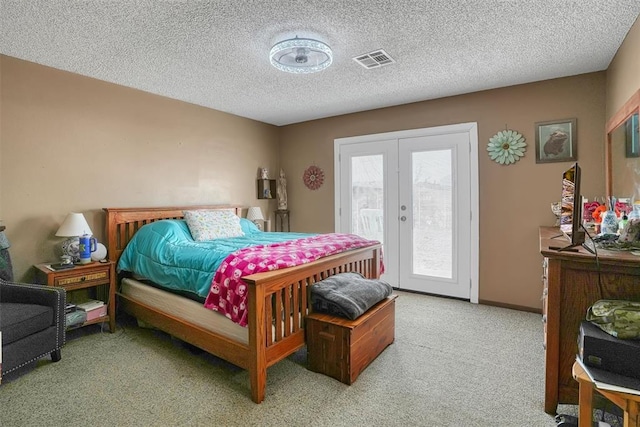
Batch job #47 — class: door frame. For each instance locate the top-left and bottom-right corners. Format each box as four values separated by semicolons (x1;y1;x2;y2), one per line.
334;123;479;303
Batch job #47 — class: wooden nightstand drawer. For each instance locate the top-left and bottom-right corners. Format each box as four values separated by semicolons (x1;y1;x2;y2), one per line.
54;269;109;288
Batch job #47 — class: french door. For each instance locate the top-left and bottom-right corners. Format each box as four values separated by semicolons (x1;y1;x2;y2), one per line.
334;123;478;301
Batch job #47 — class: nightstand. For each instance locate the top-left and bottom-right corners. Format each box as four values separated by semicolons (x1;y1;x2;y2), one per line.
34;261;116;333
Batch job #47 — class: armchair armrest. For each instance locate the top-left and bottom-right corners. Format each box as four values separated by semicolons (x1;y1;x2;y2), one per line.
1;280;64;307
0;279;66;345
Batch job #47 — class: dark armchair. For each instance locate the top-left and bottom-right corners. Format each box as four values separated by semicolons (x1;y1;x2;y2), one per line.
0;280;66;380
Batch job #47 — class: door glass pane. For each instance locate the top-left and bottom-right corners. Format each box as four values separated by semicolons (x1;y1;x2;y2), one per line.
412;150;452;278
351;155;384;244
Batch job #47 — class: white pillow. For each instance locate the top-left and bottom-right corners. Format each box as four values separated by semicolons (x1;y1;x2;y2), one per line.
183;209;244;241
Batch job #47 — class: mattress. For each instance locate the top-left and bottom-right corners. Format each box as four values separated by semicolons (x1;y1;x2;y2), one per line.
121;277;248;345
117;218;314;298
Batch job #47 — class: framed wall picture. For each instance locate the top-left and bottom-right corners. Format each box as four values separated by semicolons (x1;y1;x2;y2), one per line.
535;118;577;163
625;113;639;158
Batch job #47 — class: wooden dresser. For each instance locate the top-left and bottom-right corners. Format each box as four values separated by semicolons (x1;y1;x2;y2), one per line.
540;227;640;414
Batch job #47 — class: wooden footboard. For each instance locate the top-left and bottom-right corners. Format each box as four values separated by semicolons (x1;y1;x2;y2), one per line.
103;206;381;403
243;244;380;403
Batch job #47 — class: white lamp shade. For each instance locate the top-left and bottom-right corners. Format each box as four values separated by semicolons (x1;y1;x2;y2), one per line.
246;207;264;222
55;212;93;237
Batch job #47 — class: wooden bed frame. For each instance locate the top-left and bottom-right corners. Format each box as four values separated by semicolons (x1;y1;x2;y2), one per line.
103;205;382;403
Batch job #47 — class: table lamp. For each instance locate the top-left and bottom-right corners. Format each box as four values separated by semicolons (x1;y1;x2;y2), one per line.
55;212;93;262
246;207;265;230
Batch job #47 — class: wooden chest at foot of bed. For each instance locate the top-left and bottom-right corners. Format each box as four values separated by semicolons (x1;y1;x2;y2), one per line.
305;294;397;385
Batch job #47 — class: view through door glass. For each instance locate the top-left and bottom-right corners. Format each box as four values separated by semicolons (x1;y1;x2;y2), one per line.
412;149;452;279
351;155;384;245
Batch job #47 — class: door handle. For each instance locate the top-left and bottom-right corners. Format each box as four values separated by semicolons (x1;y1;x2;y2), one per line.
400;216;407;221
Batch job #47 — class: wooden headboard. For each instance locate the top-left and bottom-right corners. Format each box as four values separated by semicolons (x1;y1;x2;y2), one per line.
103;205;242;263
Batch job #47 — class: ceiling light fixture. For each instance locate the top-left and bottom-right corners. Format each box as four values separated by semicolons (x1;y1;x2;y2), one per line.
270;37;333;74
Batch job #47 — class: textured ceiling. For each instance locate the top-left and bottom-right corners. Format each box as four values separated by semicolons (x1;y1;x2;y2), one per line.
1;1;640;126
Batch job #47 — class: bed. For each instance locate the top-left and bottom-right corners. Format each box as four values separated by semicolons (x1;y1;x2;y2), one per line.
103;205;382;403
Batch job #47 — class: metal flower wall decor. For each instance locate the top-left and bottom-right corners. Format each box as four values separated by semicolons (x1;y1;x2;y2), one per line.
303;165;324;190
487;129;527;165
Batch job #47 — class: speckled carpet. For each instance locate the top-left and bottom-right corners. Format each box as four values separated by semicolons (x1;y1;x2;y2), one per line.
1;291;578;426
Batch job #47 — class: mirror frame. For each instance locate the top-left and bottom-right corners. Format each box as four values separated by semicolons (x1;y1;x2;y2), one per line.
606;88;640;199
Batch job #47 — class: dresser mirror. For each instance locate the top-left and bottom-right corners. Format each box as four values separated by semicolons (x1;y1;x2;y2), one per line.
606;88;640;200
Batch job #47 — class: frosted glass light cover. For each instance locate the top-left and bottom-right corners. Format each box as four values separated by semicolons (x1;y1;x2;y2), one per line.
270;37;333;74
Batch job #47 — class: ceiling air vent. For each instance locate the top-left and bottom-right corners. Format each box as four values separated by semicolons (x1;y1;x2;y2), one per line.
353;49;395;69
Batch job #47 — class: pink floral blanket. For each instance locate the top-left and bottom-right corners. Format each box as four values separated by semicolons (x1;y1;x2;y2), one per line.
203;233;382;326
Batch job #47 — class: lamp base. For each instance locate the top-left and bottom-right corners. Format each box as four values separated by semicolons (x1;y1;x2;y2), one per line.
60;237;80;263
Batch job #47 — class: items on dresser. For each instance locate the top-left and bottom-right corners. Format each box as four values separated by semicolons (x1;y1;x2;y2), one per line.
539;226;640;414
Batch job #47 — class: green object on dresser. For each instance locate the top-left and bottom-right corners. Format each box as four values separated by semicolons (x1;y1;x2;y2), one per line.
587;299;640;339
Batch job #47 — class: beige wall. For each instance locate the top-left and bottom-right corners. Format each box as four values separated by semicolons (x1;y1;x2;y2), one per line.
280;73;607;310
606;15;640;118
0;55;280;280
4;18;639;310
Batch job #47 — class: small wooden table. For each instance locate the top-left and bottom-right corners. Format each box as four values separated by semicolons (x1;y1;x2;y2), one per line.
34;261;116;333
572;361;640;427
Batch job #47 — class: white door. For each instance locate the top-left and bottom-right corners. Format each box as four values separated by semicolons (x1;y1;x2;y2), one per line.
398;133;471;298
336;139;399;287
335;123;478;301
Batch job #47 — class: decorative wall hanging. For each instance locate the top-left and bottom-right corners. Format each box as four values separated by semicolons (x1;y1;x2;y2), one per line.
535;118;577;163
303;165;324;190
487;128;527;165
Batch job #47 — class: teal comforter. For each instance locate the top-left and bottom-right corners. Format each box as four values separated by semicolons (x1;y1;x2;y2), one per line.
117;219;314;298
